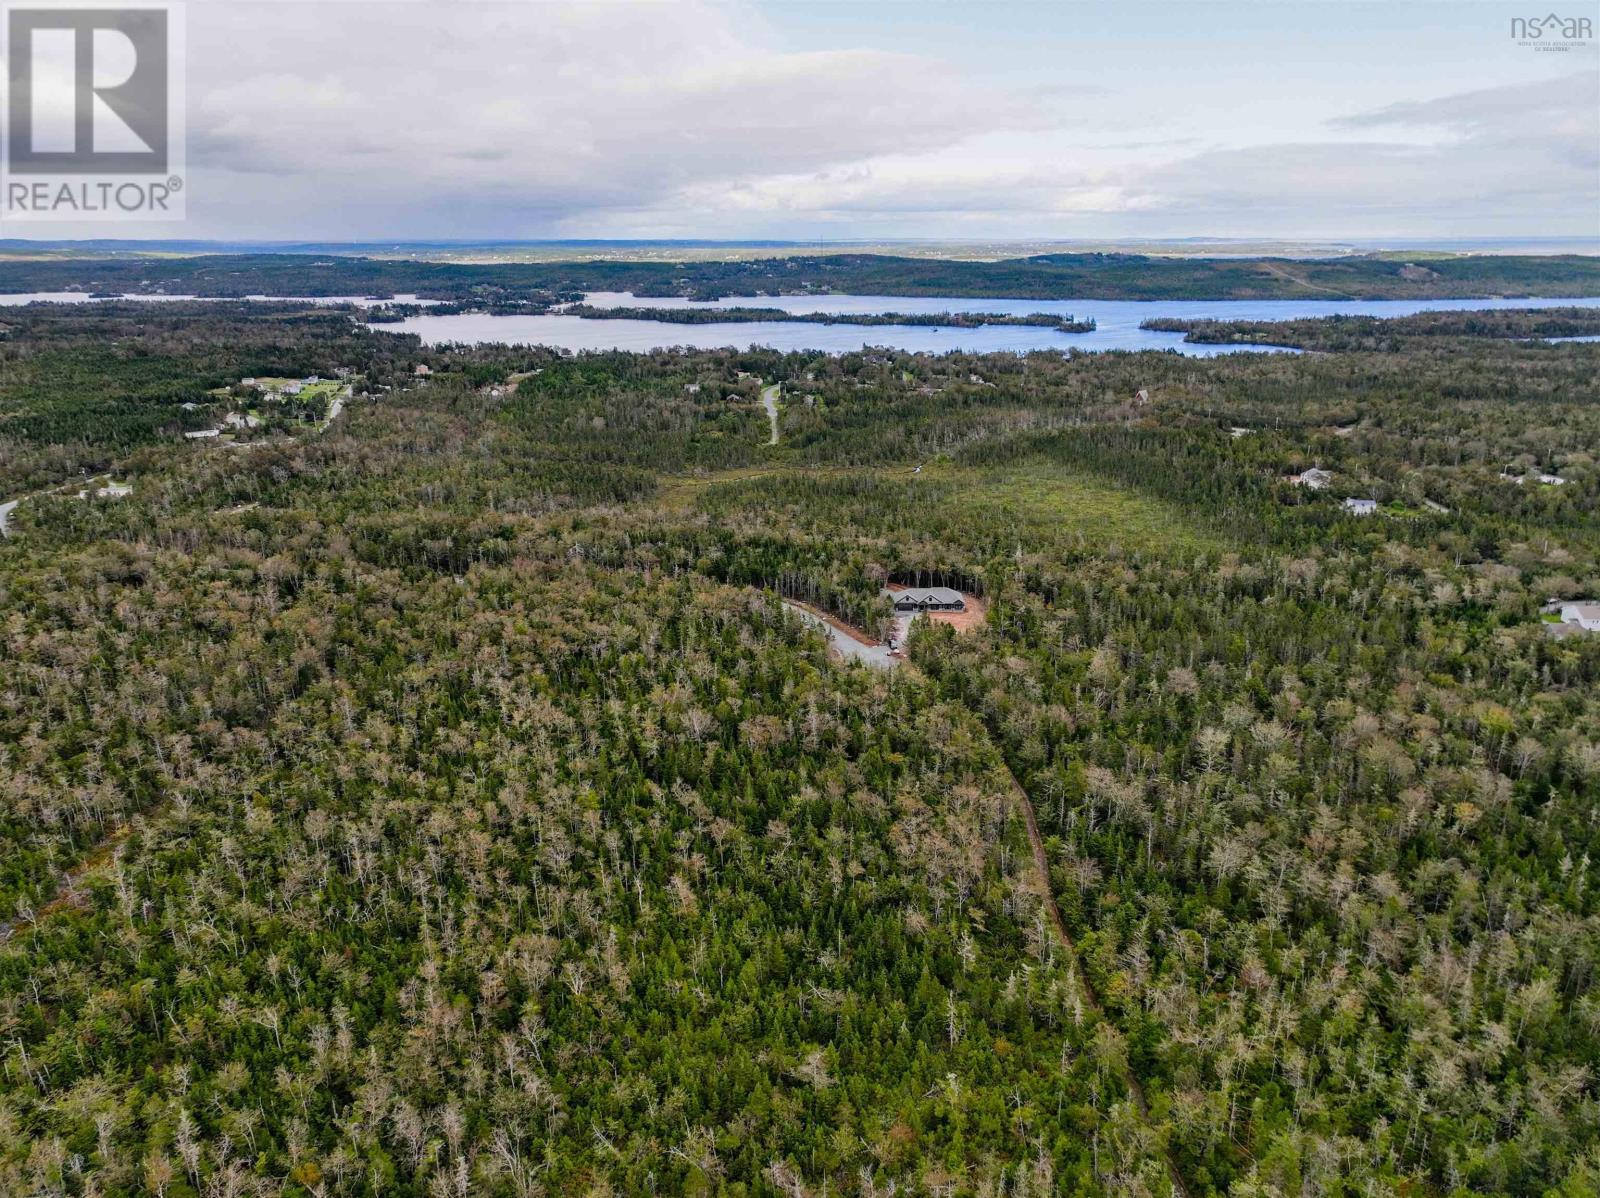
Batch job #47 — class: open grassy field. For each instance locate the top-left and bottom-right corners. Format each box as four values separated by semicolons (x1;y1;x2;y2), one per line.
689;458;1221;557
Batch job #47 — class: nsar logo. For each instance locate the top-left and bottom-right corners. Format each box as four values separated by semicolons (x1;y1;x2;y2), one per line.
1510;12;1594;50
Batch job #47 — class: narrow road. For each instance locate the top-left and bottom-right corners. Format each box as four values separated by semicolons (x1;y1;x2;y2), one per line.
761;383;781;445
997;760;1192;1198
1258;261;1351;297
788;606;1194;1195
319;388;350;432
782;599;901;670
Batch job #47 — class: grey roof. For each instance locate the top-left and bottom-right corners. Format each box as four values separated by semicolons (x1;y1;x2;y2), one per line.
888;586;965;605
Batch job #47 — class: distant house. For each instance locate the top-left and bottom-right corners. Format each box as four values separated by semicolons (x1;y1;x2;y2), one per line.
1133;388;1150;405
281;381;304;396
414;364;432;376
241;378;258;387
223;411;260;429
1290;467;1332;490
1501;470;1567;486
1229;427;1252;439
885;586;966;613
684;383;701;395
96;481;132;498
1559;602;1600;631
180;401;200;411
1344;498;1378;516
184;428;221;440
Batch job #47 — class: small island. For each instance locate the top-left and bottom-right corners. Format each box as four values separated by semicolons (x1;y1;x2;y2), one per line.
564;304;1096;333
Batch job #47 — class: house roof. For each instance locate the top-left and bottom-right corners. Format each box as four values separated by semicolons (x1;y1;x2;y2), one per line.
888;586;964;605
1563;602;1600;619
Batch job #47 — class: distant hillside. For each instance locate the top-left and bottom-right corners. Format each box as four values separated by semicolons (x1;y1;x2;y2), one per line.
1;250;1598;301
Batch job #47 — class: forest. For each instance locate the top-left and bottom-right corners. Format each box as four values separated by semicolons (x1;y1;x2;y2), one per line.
2;294;1599;1198
563;306;1096;332
1142;307;1600;350
2;248;1600;301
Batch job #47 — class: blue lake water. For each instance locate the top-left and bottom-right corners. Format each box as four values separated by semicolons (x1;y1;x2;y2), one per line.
3;289;1597;356
381;292;1600;356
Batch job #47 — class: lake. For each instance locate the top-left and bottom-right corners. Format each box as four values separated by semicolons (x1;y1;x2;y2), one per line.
3;289;1598;356
379;292;1600;356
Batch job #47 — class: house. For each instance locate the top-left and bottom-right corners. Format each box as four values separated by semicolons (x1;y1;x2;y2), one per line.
1501;470;1567;486
96;481;132;498
684;383;701;395
180;401;200;411
184;428;221;440
1344;498;1378;516
885;586;966;613
1133;388;1150;405
1230;427;1252;439
241;378;258;387
1290;468;1332;490
414;364;432;376
1559;602;1600;631
223;411;260;429
281;381;304;396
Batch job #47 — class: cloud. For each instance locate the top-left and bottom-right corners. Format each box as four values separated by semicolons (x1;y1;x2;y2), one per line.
182;0;1054;234
1119;72;1599;228
43;4;1597;239
1333;71;1596;140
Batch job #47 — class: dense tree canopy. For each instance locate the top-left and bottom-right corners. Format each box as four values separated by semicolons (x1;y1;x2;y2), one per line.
2;294;1599;1197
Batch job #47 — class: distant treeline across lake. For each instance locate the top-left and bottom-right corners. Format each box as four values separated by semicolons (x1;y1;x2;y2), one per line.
562;304;1096;332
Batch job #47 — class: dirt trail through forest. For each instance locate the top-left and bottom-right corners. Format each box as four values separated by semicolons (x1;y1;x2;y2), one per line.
996;760;1192;1198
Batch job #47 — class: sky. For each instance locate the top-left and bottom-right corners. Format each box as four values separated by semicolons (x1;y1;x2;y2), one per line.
4;0;1597;241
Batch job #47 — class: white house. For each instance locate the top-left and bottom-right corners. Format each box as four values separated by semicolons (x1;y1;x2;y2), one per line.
184;428;221;440
1291;468;1332;490
1559;602;1600;631
1344;498;1378;516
